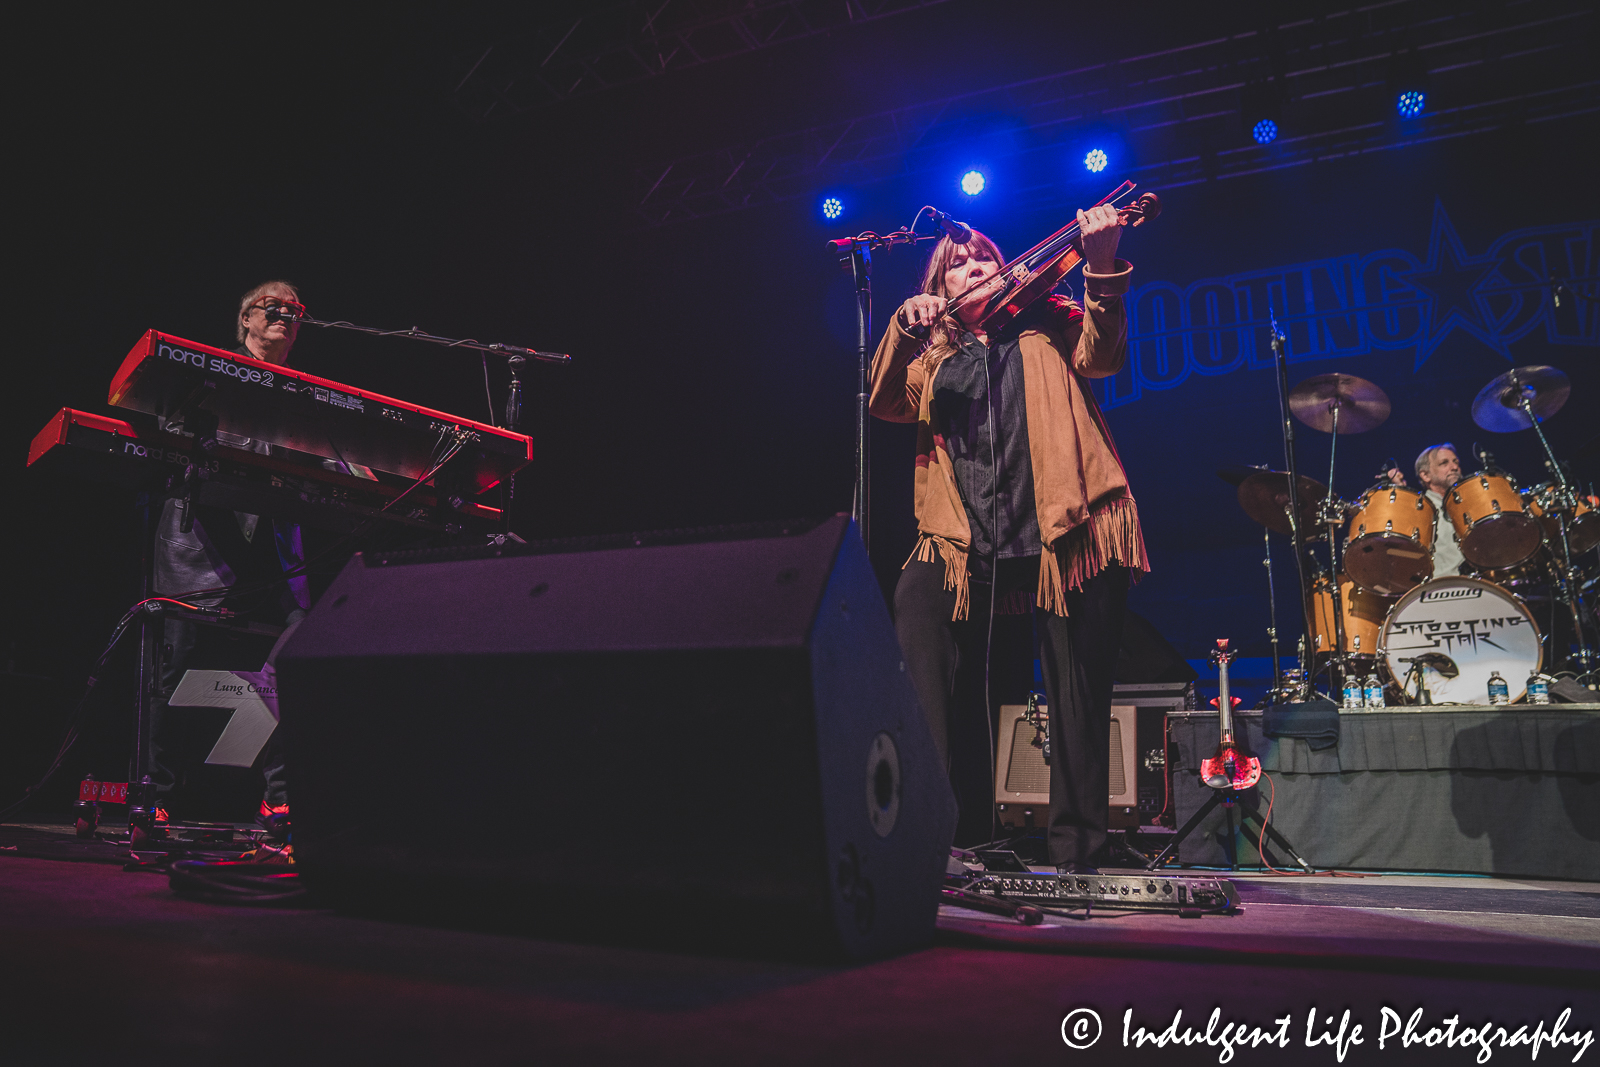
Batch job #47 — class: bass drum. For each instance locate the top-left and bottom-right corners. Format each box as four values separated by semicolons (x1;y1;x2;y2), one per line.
1379;576;1541;705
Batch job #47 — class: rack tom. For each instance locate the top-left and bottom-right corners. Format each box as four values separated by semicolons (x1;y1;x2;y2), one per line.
1344;483;1436;595
1445;472;1542;569
1524;482;1600;556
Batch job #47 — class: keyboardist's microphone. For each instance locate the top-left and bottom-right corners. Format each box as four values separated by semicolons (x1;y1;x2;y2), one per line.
265;305;303;324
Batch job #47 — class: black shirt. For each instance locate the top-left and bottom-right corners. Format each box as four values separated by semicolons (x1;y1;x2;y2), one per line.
929;304;1047;581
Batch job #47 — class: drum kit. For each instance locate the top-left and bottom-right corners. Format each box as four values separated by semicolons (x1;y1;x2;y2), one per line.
1230;364;1599;706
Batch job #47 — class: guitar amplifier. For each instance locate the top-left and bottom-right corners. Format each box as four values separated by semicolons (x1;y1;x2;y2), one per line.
994;684;1188;830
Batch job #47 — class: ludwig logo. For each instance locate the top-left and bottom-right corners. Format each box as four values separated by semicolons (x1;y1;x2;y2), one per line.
1420;587;1482;602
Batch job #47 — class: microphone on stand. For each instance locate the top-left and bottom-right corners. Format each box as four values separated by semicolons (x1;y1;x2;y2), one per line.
265;304;305;324
1550;275;1573;308
929;208;972;245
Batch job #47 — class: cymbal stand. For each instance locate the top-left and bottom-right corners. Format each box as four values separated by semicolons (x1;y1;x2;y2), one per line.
1317;400;1351;697
1512;383;1598;672
1267;311;1315;701
1262;525;1282;693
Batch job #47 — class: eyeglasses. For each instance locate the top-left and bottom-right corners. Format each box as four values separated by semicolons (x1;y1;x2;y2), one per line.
248;300;306;322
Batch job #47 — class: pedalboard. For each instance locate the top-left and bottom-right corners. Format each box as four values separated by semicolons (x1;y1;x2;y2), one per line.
956;870;1241;915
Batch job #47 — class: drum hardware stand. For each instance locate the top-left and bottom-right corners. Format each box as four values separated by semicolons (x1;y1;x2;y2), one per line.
1262;526;1282;693
1316;399;1353;699
1398;660;1432;705
1397;653;1455;705
1506;378;1599;673
1285;369;1392;700
1267;310;1316;701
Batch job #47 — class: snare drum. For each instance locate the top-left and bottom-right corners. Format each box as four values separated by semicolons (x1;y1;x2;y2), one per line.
1445;472;1542;569
1524;482;1600;556
1379;576;1541;704
1310;573;1395;660
1344;483;1435;595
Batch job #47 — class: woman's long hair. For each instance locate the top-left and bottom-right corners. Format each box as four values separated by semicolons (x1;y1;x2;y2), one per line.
914;229;1004;371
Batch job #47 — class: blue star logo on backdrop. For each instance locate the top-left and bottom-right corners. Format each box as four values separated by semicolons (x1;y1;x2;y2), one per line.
1398;200;1505;368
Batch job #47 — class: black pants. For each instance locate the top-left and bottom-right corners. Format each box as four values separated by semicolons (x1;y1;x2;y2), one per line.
893;555;1129;867
148;505;302;812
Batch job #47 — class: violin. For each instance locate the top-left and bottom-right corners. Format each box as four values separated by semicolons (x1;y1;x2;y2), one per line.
949;180;1161;335
1199;638;1263;791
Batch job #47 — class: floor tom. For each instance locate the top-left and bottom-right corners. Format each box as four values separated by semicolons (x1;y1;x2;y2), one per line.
1310;574;1395;662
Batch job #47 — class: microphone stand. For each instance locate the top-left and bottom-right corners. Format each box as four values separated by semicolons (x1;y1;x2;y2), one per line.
829;225;941;552
1268;310;1316;701
281;311;570;536
1506;377;1599;673
283;312;571;368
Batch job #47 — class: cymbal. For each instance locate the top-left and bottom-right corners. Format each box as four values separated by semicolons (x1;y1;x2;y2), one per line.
1288;373;1391;434
1216;464;1268;487
1237;470;1329;538
1471;365;1570;432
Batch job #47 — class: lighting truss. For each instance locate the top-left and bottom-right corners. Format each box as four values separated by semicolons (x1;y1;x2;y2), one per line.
634;0;1598;225
452;0;953;118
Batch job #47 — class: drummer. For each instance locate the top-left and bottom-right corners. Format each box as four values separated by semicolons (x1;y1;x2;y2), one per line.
1385;444;1466;579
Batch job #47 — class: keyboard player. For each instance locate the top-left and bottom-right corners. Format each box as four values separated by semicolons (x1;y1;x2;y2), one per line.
148;280;312;855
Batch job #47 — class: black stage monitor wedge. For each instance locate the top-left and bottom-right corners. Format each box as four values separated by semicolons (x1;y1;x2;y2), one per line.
276;516;956;961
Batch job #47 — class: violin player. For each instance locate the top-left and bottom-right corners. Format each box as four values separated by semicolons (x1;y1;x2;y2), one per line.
868;204;1147;874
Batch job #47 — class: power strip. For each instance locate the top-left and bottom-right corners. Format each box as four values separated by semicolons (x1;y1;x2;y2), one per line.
955;870;1241;915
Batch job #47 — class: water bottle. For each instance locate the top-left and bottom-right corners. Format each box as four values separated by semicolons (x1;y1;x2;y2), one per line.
1487;670;1510;706
1527;672;1550;705
1363;674;1386;709
1342;675;1364;709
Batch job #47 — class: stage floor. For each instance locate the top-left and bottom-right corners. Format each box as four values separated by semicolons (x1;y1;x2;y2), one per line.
3;817;1596;1065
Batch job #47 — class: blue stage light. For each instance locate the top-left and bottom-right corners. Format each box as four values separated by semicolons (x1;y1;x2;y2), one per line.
821;197;843;220
960;170;985;196
1084;149;1108;173
1252;119;1278;145
1397;90;1425;118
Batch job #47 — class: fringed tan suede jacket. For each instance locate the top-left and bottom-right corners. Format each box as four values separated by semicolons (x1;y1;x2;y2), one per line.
868;261;1148;620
